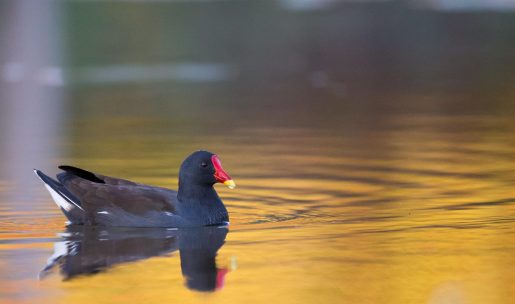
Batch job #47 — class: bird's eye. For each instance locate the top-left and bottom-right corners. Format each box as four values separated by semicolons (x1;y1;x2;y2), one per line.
200;162;208;168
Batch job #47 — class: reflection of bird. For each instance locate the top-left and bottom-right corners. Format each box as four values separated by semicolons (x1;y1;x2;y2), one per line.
34;151;235;227
40;226;230;292
179;228;229;291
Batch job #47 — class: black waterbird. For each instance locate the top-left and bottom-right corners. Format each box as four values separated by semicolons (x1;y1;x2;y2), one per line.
34;151;235;227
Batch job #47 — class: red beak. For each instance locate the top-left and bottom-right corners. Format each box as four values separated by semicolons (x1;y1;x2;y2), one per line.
211;155;236;189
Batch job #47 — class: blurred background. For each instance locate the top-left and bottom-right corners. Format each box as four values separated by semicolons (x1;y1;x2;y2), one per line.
1;1;515;303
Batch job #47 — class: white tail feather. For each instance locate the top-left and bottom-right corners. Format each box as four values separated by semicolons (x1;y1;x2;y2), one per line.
35;169;84;212
43;184;83;212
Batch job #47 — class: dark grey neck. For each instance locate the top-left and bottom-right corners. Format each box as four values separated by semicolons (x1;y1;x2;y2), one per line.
177;181;229;226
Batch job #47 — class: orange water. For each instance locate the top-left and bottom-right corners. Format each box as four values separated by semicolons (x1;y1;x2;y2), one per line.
1;112;514;304
2;1;515;303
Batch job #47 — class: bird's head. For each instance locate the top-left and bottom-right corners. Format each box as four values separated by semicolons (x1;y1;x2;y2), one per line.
179;150;235;189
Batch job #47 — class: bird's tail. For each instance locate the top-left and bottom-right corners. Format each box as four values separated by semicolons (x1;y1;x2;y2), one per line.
34;169;84;224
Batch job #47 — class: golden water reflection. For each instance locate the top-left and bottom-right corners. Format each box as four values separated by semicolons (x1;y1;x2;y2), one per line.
2;0;515;302
1;113;514;304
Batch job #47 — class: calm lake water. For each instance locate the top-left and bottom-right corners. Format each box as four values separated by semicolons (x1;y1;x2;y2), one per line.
1;1;515;304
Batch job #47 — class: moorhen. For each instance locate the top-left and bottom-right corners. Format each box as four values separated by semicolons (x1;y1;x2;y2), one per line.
34;150;235;227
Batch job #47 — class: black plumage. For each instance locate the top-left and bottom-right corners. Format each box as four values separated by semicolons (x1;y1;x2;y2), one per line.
34;151;234;227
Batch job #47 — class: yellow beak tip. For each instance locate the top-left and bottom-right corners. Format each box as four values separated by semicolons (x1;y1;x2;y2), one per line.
223;180;236;189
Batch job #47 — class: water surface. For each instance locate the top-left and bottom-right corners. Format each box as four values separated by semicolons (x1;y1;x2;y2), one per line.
1;1;515;303
1;114;514;304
